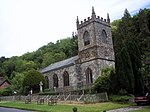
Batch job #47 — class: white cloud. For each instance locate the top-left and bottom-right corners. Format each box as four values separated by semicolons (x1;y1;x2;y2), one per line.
0;0;150;57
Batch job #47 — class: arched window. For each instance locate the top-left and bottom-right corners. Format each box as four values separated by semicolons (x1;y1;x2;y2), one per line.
102;30;107;43
45;76;49;89
83;31;90;46
85;68;93;84
63;71;69;86
53;74;58;88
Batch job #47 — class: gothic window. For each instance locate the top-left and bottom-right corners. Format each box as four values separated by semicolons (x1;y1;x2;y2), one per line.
83;31;90;46
63;71;69;86
102;30;108;43
45;76;49;89
85;68;93;84
53;74;58;88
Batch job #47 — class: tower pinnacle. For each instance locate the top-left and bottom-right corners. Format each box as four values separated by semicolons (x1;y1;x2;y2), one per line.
107;13;110;23
76;16;79;27
92;6;96;18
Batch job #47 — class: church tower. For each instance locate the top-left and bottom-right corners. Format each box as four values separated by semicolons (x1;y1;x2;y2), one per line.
76;7;115;86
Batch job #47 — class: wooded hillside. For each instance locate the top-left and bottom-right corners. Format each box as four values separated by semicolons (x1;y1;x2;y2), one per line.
0;8;149;95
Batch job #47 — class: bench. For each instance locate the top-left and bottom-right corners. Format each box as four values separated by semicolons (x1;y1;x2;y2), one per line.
48;98;57;105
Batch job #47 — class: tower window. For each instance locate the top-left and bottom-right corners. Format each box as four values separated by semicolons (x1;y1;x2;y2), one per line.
83;31;90;46
63;71;69;86
102;30;108;43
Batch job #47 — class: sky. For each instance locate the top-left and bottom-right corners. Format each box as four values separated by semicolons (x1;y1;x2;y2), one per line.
0;0;150;58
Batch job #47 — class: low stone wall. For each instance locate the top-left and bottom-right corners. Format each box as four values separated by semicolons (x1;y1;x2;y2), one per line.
0;92;108;103
84;92;108;103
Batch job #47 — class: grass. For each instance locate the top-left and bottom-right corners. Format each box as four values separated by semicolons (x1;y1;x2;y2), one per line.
0;101;132;112
131;106;150;112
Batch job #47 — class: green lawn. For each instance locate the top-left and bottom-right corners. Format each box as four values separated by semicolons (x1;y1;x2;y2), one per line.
0;101;132;112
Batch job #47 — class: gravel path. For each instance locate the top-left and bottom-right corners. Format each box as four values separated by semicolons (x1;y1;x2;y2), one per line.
107;106;142;112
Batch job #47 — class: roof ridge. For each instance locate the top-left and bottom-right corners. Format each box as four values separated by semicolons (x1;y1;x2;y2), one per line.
40;55;78;73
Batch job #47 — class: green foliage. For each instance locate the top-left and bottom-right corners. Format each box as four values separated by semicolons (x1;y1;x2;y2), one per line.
22;69;46;94
109;95;132;103
0;87;12;96
137;9;150;92
116;47;134;93
0;36;78;79
2;56;17;78
72;107;78;112
9;72;25;94
112;8;150;95
94;66;115;93
0;36;78;95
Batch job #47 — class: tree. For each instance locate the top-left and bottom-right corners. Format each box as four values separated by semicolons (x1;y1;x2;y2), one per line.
2;57;17;78
138;9;150;92
113;9;144;95
94;66;115;93
116;47;134;93
23;69;46;94
10;72;25;94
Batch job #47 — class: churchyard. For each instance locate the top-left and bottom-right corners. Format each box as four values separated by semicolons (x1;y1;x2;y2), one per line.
0;100;150;112
0;100;131;112
0;94;150;112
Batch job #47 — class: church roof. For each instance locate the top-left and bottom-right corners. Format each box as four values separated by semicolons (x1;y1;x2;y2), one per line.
40;56;78;73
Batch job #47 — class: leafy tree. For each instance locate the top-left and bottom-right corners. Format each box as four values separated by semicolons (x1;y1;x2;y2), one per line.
22;69;46;94
57;38;78;58
94;66;115;93
10;72;25;94
2;57;17;78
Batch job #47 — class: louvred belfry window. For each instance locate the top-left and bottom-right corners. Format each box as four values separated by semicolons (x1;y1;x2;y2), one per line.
102;30;108;43
83;31;90;46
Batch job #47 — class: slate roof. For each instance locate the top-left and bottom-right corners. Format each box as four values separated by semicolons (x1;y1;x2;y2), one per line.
40;56;78;73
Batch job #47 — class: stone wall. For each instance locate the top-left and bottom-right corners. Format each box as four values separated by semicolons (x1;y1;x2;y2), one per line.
43;65;77;90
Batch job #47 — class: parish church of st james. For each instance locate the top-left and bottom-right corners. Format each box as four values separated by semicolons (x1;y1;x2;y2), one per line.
40;7;115;92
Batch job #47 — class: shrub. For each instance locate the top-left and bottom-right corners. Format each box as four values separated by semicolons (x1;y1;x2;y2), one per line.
72;107;77;112
109;95;132;103
0;87;12;96
94;66;115;93
39;91;59;95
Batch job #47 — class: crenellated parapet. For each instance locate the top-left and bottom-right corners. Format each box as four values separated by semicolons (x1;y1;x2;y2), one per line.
76;7;110;30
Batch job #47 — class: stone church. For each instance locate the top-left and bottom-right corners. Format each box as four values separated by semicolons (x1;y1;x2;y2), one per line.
40;7;115;93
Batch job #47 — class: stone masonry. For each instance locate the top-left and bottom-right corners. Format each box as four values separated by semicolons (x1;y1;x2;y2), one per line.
40;7;115;93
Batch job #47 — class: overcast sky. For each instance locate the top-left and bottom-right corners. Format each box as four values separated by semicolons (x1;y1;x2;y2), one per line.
0;0;150;58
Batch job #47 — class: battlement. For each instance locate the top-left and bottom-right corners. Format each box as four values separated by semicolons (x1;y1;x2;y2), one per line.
76;7;110;30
